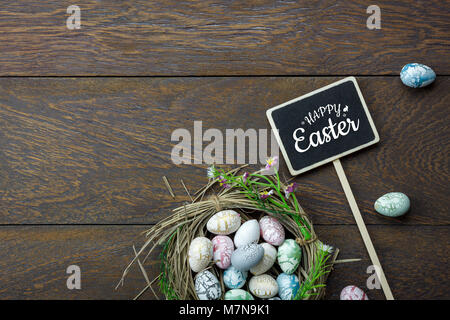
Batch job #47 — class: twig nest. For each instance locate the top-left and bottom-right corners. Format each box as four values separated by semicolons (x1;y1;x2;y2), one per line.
224;289;254;300
195;270;222;300
250;243;277;275
188;237;213;272
249;274;279;298
259;216;285;246
277;273;300;300
212;235;234;269
207;210;241;235
374;192;410;217
234;219;260;247
223;266;247;289
277;239;302;274
340;285;369;300
231;243;264;271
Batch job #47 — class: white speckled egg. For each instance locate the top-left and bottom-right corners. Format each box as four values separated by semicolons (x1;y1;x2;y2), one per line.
250;242;277;275
231;243;264;271
195;270;221;300
234;219;260;247
188;237;213;272
212;235;234;269
223;266;248;289
206;210;241;235
249;274;278;298
277;273;300;300
259;216;285;246
224;289;254;300
340;285;369;300
277;239;302;274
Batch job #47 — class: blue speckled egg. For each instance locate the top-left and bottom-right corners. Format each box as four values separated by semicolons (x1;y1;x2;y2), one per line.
231;243;264;271
276;273;300;300
223;266;248;289
374;192;410;217
400;63;436;88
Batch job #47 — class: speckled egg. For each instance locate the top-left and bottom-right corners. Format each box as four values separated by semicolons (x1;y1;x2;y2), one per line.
249;274;279;299
231;243;264;271
259;216;285;246
224;289;254;300
374;192;410;217
188;237;213;273
207;210;241;235
277;239;302;274
212;235;234;269
250;242;277;275
195;270;222;300
234;219;260;247
400;63;436;88
277;273;300;300
223;266;248;289
340;285;369;300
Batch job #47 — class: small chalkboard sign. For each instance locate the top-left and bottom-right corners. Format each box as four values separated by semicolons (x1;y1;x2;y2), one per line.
266;78;394;300
267;77;379;176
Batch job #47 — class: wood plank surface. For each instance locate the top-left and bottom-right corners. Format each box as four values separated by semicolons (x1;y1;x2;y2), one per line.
0;77;448;225
0;225;447;299
0;1;449;75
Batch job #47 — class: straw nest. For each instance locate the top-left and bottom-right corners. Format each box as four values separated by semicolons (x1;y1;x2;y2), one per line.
118;165;338;300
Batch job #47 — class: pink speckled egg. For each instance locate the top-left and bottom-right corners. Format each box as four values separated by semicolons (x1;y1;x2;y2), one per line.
259;216;285;246
340;285;369;300
212;235;234;269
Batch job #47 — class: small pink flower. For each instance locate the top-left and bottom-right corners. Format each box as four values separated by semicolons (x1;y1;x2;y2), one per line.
218;175;231;189
265;156;278;170
260;189;274;200
242;172;249;184
284;182;298;199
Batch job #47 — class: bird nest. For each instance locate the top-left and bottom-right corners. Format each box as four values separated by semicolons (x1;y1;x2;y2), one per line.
118;161;338;300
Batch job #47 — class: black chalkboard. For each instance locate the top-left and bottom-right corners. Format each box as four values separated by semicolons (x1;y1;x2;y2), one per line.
266;77;379;175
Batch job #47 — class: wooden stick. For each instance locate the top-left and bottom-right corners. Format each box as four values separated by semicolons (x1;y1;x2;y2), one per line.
333;159;394;300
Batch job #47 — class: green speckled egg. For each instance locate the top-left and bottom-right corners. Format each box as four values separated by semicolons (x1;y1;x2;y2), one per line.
224;289;254;300
374;192;410;217
277;239;302;274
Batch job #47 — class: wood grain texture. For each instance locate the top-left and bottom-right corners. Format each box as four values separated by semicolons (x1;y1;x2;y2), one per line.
0;225;447;299
0;0;449;75
0;77;448;225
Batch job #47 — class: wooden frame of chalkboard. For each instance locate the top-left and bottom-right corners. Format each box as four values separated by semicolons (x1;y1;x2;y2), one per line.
266;77;380;176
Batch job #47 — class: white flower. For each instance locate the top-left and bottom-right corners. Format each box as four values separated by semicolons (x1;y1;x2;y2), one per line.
207;165;216;179
317;241;334;254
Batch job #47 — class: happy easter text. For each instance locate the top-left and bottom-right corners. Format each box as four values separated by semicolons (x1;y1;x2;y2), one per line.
293;103;360;153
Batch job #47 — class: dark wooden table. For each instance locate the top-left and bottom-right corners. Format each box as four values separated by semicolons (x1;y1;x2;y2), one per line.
0;1;448;300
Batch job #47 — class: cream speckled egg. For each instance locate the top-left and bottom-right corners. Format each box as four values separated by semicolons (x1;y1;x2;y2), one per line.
249;274;278;299
207;210;241;235
212;235;234;269
195;270;221;300
188;237;213;273
234;219;260;247
259;216;285;246
250;242;277;275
